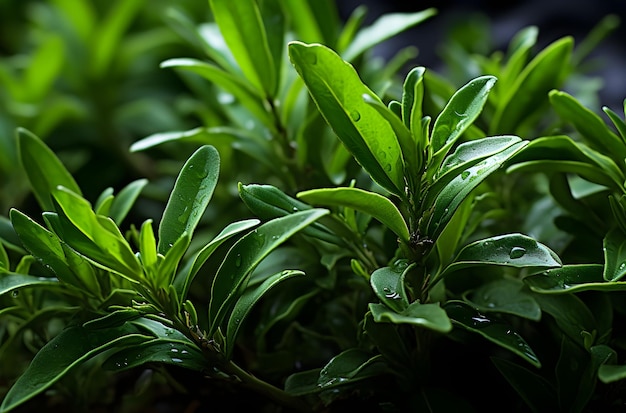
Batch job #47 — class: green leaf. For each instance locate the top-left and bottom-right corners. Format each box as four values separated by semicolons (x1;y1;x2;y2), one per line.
603;104;626;144
174;219;260;300
225;269;304;358
550;90;626;163
369;302;452;333
492;357;558;412
138;219;157;270
209;0;276;96
603;228;626;281
531;293;597;347
208;209;328;335
524;264;626;293
280;0;339;47
90;0;143;76
52;187;142;281
158;145;219;255
108;179;147;225
238;183;342;245
430;75;497;157
0;324;150;413
424;136;523;210
0;272;59;296
465;278;541;321
23;35;65;101
491;37;573;134
160;59;274;130
297;187;409;243
438;233;561;284
369;262;410;313
103;338;205;372
17;128;82;212
444;301;541;367
599;364;626;384
499;26;538;91
423;142;527;240
343;9;436;61
316;349;386;389
83;309;144;329
507;135;623;189
288;41;405;198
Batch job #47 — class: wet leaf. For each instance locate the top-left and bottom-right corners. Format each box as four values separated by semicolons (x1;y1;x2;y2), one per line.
297;187;410;243
0;324;150;413
288;41;405;198
158;145;219;255
465;278;541;321
444;301;541;367
603;228;626;281
369;302;452;333
0;272;59;296
103;338;205;372
524;264;626;293
225;270;304;358
370;263;410;313
208;209;328;335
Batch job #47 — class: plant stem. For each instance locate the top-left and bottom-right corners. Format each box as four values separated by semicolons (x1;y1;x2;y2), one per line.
223;360;313;412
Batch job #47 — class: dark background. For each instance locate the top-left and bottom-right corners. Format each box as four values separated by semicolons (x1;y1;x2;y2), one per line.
337;0;626;110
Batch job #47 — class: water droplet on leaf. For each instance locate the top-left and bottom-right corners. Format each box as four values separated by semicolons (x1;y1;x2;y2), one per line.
461;170;470;180
350;110;361;121
235;254;242;267
509;247;526;259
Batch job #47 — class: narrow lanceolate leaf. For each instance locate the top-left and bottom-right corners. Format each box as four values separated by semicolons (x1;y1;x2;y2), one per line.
297;187;409;243
160;59;274;130
437;233;561;286
444;301;541;367
52;187;142;281
525;264;626;293
342;9;436;61
430;75;497;157
288;41;405;198
103;338;206;372
208;209;328;336
550;90;626;163
225;269;304;358
174;218;260;300
491;37;573;135
603;105;626;145
424;136;522;210
369;302;452;333
17;128;81;212
108;179;148;225
158;145;219;255
0;324;150;413
209;0;276;96
603;228;626;281
423;142;527;240
0;272;59;296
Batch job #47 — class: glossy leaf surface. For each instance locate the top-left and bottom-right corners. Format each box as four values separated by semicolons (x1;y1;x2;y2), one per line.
444;301;541;367
158;145;219;255
289;41;405;197
17;128;81;211
465;278;541;321
369;302;452;333
0;324;150;413
297;187;409;243
225;269;304;358
370;263;410;313
423;142;527;240
603;228;626;281
524;264;626;293
208;209;328;335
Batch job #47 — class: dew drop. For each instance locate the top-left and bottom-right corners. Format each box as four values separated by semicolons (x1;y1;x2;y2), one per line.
171;348;179;353
349;110;361;121
11;290;19;298
235;254;242;267
509;247;526;259
171;358;183;363
619;262;626;271
471;316;490;327
461;170;470;180
384;164;392;172
292;206;299;212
